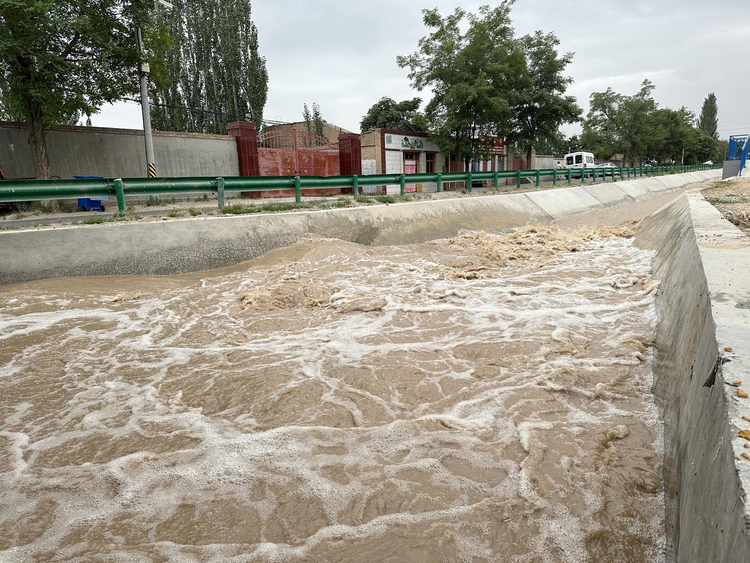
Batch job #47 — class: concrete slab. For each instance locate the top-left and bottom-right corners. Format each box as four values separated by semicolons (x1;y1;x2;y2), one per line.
638;178;676;193
682;172;705;184
637;194;750;562
653;175;684;189
524;187;604;219
582;184;634;206
615;181;653;200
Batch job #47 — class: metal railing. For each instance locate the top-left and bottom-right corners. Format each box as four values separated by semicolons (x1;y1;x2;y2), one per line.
0;164;720;213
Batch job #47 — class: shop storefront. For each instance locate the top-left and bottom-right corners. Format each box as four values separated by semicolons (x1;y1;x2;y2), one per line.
361;128;508;194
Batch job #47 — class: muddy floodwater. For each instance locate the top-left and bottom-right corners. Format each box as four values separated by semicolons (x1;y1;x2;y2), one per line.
0;226;665;562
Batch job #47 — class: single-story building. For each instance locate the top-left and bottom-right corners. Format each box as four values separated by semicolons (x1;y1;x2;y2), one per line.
361;128;509;194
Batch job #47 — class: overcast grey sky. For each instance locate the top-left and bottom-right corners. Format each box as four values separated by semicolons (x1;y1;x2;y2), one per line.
95;0;750;138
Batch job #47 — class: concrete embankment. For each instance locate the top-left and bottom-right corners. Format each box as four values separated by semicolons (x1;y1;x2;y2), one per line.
637;192;750;562
0;170;719;285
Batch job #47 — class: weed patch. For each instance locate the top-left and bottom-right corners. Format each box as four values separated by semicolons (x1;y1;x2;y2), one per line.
223;204;261;215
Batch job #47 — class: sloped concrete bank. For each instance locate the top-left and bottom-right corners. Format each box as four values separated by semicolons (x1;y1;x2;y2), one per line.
637;193;750;562
0;170;719;285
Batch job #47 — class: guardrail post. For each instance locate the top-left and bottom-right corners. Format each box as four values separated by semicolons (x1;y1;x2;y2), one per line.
567;169;572;184
400;174;406;197
535;169;540;187
516;170;521;188
114;179;125;214
639;166;643;177
553;169;557;186
437;173;443;193
467;170;473;192
294;175;302;204
217;177;225;211
493;170;499;188
351;175;359;201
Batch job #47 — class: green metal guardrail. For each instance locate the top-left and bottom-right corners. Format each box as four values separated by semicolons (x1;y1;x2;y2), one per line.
0;164;721;213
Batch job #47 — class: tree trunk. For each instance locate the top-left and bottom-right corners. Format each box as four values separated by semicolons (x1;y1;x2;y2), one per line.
526;145;533;170
27;107;59;211
27;109;51;180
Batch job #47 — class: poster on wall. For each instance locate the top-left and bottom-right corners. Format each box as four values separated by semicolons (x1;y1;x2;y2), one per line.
361;159;377;176
404;160;417;192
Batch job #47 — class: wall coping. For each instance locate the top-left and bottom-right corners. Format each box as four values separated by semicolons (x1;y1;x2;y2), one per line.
0;121;234;141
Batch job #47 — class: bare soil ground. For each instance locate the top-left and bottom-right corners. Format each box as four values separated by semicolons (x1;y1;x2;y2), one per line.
701;177;750;237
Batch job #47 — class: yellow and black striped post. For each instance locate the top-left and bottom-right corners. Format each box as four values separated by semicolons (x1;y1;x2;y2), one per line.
148;162;156;178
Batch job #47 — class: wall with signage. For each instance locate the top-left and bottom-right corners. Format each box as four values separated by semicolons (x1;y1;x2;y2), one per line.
383;133;440;153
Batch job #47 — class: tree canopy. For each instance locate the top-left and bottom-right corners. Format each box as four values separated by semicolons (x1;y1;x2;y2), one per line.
360;97;424;132
582;80;658;166
150;0;268;134
697;92;718;140
397;3;526;165
583;83;721;165
0;0;153;178
511;31;581;165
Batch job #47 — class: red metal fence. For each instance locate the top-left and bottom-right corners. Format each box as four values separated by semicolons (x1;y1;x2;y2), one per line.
257;128;339;177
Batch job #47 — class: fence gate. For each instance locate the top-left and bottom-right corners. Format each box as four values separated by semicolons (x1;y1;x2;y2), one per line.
257;128;340;177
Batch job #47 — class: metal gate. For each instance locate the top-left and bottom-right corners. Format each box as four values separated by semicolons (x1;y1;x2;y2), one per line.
257;127;340;177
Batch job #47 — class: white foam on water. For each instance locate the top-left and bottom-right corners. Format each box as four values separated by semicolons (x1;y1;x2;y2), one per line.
0;232;666;562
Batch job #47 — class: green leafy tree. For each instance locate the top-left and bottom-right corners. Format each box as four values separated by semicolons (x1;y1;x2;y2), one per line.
511;31;581;166
150;0;268;134
697;92;718;140
397;3;526;168
0;0;153;178
533;130;578;156
360;97;424;132
583;80;657;166
714;138;729;164
683;129;716;164
644;107;697;164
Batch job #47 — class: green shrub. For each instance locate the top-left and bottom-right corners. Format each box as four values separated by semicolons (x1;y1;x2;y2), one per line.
223;204;261;215
374;195;395;204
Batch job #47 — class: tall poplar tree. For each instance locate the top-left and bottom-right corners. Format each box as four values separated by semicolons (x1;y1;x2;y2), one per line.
150;0;268;134
697;93;718;140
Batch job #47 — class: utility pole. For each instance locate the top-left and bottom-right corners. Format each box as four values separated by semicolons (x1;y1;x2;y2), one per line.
136;27;156;178
136;0;172;178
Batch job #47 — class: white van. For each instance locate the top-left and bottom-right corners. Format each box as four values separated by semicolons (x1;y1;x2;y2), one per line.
564;152;596;169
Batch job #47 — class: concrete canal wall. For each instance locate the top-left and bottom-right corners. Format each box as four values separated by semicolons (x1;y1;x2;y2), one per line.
637;193;750;562
0;170;719;285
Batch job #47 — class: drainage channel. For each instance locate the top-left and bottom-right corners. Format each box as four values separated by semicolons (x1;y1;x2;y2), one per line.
0;224;666;561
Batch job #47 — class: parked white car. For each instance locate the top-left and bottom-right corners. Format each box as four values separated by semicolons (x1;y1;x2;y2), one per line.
598;162;620;175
